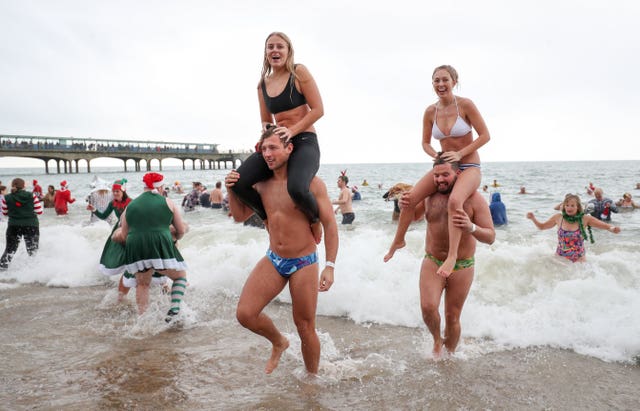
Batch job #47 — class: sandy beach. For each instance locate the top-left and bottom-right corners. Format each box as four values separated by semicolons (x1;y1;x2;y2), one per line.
2;283;639;410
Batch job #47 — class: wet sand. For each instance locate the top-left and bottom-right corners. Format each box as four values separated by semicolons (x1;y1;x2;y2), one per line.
1;284;639;410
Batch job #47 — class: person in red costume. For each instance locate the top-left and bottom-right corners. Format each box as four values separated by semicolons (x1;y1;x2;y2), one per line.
32;179;43;200
53;180;75;215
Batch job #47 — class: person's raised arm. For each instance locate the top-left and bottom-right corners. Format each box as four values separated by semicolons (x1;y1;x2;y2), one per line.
526;212;558;230
225;170;255;223
583;214;621;233
32;193;43;215
313;178;337;292
92;202;114;220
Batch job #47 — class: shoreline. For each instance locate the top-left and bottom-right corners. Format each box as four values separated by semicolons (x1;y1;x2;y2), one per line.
1;284;639;410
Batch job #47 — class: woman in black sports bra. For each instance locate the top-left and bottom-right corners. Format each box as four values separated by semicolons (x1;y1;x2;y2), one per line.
231;32;324;238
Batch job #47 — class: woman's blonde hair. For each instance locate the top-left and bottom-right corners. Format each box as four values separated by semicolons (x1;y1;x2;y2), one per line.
562;193;584;214
432;65;459;84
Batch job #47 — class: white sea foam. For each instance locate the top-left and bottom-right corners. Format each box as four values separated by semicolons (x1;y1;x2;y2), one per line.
1;161;639;363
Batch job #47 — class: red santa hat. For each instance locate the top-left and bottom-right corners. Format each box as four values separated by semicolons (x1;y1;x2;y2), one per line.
142;172;164;189
60;180;68;188
33;179;38;185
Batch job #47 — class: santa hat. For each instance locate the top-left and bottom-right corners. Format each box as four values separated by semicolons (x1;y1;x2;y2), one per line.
143;172;164;189
112;178;127;192
60;180;68;189
33;179;38;185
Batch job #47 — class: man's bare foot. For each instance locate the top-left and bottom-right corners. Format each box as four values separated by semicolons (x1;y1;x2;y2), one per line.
432;338;444;360
311;222;322;245
436;256;456;278
265;337;290;374
443;338;457;355
384;240;406;262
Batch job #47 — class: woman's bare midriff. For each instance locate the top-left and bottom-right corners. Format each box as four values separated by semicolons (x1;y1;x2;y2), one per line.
440;133;480;164
274;105;315;133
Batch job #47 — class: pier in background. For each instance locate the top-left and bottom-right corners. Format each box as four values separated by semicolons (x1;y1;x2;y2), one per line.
0;134;252;174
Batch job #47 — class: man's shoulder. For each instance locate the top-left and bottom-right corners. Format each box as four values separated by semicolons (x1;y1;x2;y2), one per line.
467;191;489;208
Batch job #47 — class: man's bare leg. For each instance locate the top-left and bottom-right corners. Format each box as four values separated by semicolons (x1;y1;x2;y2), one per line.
419;259;446;358
289;265;321;374
442;267;474;353
265;327;291;374
236;258;290;373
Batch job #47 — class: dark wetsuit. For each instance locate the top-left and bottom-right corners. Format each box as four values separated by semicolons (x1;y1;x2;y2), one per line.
232;69;320;222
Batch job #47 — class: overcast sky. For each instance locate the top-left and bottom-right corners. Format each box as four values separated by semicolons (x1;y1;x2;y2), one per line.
1;0;639;168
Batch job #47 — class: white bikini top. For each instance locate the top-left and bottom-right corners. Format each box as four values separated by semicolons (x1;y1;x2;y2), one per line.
432;96;472;140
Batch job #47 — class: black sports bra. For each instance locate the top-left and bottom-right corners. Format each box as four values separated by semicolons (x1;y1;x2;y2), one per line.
261;72;307;114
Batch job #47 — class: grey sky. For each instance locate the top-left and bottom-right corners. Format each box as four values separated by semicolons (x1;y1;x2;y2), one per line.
1;0;638;168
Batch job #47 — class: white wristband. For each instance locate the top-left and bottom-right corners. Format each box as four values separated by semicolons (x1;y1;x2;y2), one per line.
326;261;335;268
469;223;476;233
609;226;615;232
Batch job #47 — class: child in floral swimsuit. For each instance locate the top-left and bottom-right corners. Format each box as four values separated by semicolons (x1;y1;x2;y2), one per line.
526;194;621;262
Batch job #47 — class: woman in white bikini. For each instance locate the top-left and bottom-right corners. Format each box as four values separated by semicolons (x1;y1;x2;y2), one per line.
385;65;490;278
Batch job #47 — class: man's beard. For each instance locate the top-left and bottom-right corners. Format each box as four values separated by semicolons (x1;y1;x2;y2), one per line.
436;180;455;194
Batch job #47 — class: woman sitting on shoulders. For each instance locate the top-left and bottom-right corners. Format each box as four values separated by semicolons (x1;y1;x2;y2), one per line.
231;32;324;242
385;64;490;278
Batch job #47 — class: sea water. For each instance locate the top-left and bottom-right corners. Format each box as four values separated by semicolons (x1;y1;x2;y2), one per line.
1;161;639;409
